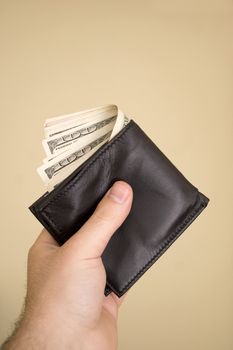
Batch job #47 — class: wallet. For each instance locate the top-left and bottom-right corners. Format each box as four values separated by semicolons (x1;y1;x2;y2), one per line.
29;119;210;297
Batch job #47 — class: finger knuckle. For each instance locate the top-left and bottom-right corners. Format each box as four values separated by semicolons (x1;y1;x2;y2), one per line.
92;210;112;225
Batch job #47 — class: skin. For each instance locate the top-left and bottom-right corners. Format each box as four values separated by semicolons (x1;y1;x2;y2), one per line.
2;181;133;350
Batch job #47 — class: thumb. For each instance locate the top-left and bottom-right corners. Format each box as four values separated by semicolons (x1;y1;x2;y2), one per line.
63;181;133;259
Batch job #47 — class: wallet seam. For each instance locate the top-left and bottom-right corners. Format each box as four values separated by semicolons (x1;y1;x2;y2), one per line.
41;121;134;234
106;197;207;296
32;205;65;245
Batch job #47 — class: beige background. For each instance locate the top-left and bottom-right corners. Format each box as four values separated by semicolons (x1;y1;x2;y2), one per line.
0;0;232;349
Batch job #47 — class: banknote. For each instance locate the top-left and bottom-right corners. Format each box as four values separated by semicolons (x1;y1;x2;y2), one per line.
38;131;111;190
37;105;130;191
38;122;115;185
44;104;118;138
44;104;114;128
109;109;129;139
42;115;117;156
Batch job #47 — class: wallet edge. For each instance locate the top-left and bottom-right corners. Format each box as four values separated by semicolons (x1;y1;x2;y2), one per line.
106;191;209;297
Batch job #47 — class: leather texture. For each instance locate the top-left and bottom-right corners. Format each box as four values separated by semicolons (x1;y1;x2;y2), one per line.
29;120;209;297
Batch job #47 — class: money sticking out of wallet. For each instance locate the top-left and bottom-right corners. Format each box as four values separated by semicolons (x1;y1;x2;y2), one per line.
37;105;129;192
30;104;209;297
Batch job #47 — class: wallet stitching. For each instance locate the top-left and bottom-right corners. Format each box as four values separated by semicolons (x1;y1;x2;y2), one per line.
41;121;134;234
32;205;65;245
106;198;207;295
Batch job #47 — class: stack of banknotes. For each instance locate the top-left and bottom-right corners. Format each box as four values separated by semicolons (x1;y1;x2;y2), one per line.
37;104;130;192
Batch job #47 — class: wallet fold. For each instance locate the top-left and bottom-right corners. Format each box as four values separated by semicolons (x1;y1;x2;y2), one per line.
29;119;209;297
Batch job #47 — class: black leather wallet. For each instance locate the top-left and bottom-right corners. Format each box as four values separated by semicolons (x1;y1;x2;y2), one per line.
29;119;209;297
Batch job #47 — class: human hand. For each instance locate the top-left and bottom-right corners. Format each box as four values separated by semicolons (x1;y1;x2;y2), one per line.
3;181;133;350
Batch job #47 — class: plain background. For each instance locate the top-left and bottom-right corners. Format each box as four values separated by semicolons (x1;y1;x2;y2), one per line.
0;1;232;349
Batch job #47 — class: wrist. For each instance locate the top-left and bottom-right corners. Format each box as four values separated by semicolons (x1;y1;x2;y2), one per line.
3;307;85;350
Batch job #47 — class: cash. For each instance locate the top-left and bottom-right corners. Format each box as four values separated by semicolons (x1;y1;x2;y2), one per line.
37;104;130;191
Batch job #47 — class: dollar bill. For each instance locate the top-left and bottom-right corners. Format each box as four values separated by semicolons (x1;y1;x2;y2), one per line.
37;127;113;185
37;105;130;191
44;104;118;138
43;132;111;191
44;104;114;128
110;110;130;139
42;115;117;156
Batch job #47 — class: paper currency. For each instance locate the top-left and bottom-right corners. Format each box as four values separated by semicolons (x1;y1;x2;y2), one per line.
36;104;130;191
44;104;118;138
42;115;117;156
38;122;114;185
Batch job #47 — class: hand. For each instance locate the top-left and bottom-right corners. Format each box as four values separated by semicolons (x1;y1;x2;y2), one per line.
2;181;133;350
